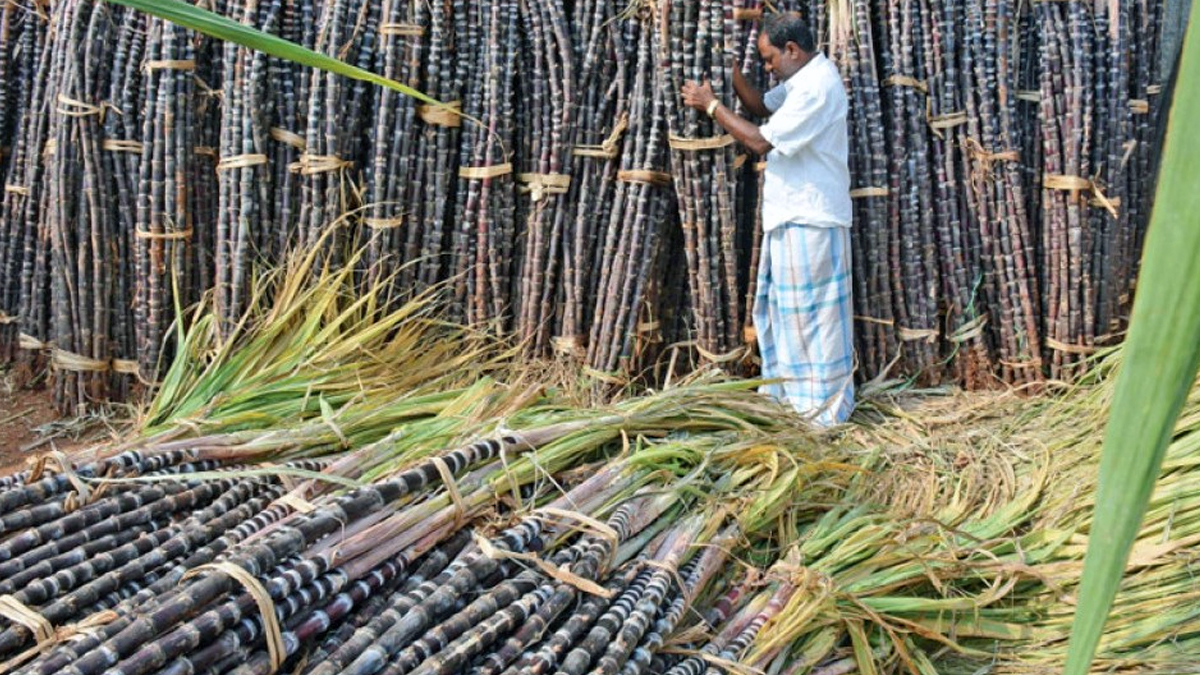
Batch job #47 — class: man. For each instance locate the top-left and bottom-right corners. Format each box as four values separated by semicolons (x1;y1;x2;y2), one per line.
682;12;854;427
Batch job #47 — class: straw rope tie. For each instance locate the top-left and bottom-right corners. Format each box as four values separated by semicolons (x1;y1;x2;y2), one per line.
289;154;352;175
417;100;462;128
194;146;218;159
273;492;317;514
517;173;572;202
379;23;425;36
269;127;307;151
46;450;92;509
849;186;889;198
927;110;967;138
144;59;196;72
101;139;144;153
1043;174;1119;218
216;154;268;172
755;160;768;172
732;154;748;169
473;532;615;598
898;326;939;343
668;134;734;152
1129;99;1150;115
42;139;57;158
458;163;513;180
573;113;628;159
1147;84;1163;96
617;169;672;187
363;216;405;230
1015;90;1041;102
733;7;762;20
0;595;54;646
0;311;17;325
948;315;988;343
135;226;194;242
4;184;29;196
55;94;114;120
431;457;467;527
1045;337;1098;355
18;333;48;351
184;564;285;675
0;606;115;672
883;75;927;94
535;507;621;568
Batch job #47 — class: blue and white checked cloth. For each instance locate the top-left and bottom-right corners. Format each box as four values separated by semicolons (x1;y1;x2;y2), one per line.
753;223;855;427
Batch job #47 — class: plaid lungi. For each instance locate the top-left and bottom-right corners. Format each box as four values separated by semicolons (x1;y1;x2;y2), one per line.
753;223;855;426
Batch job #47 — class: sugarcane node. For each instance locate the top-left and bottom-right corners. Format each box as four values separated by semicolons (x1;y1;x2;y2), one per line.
182;563;286;675
667;134;735;151
417;100;463;128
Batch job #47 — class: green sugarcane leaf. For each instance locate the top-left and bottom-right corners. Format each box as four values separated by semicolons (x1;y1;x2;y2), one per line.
1064;6;1200;675
104;0;444;108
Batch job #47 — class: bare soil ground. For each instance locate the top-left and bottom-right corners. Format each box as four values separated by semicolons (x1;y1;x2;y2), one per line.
0;379;121;476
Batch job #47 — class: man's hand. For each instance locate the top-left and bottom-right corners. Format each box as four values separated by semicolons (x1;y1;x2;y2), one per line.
682;79;717;112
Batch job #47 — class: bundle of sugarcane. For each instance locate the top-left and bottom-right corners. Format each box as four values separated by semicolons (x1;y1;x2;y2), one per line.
100;8;149;399
585;11;678;379
656;0;747;368
41;0;129;408
0;0;53;376
296;0;377;251
511;0;575;355
360;0;425;297
399;0;466;293
1036;0;1096;382
133;14;204;386
213;0;287;331
958;0;1042;385
449;0;519;329
556;0;630;360
877;0;941;380
826;0;902;382
923;0;994;387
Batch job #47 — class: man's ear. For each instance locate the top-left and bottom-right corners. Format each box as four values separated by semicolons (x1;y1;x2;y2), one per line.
785;42;803;59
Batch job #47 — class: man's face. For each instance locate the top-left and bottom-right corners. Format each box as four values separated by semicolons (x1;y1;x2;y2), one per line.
757;32;803;80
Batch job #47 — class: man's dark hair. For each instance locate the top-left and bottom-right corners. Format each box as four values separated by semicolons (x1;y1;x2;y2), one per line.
762;11;815;53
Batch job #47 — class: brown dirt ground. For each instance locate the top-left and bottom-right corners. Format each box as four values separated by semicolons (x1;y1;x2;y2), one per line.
0;382;115;477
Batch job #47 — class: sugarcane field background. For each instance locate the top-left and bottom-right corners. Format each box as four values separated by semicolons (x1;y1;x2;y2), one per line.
0;0;1193;674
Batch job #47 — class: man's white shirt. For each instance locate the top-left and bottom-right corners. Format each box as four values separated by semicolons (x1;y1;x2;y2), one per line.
758;53;852;232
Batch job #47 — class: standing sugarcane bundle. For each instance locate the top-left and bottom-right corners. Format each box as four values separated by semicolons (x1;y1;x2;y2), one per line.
556;0;630;360
512;0;576;356
450;0;518;329
42;0;127;412
100;9;150;400
401;0;466;292
878;0;941;381
1088;1;1132;343
826;0;900;382
133;15;202;389
296;0;379;251
0;0;51;367
213;0;286;332
361;0;425;296
961;0;1041;385
923;0;994;386
586;13;676;379
1122;0;1164;305
1036;0;1096;381
656;0;746;369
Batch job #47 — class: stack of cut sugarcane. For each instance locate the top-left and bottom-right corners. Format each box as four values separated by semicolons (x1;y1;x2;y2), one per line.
0;0;1172;411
